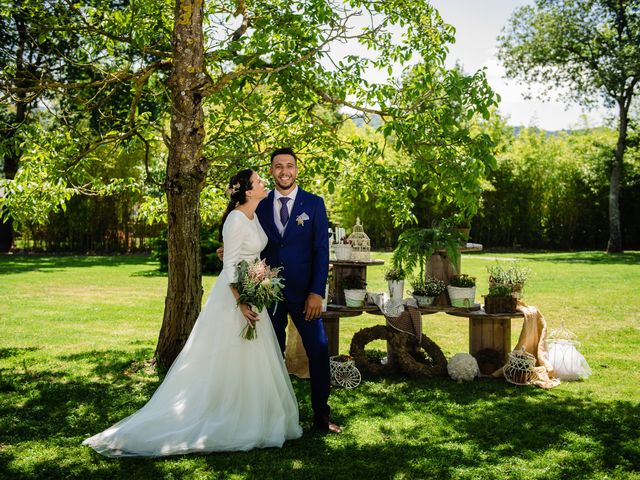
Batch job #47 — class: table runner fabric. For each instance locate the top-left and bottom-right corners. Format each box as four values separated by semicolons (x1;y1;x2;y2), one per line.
492;302;560;389
385;304;423;341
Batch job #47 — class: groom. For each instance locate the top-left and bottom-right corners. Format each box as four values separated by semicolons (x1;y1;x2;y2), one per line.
256;147;341;434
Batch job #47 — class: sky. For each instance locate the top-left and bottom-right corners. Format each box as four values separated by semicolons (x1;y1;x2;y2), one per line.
429;0;614;131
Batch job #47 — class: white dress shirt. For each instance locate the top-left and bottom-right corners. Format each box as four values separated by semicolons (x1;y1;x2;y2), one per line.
273;186;298;236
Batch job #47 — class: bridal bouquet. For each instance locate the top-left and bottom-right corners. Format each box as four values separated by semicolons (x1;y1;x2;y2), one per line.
232;258;284;340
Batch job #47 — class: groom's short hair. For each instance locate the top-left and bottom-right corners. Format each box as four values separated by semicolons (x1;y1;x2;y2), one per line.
270;147;298;165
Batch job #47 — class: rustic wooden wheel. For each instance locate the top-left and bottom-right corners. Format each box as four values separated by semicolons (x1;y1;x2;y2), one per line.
349;325;398;377
390;332;448;378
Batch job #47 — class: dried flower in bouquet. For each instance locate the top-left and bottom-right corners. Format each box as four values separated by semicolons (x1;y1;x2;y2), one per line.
232;258;284;340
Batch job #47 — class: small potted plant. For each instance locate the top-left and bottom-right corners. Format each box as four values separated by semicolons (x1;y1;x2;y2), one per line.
343;274;367;308
447;274;477;308
384;267;406;301
484;284;517;314
410;276;446;307
487;261;531;299
333;236;352;261
506;262;531;299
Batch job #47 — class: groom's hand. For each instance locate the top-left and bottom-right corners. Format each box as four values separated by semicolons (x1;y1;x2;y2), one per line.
303;293;323;320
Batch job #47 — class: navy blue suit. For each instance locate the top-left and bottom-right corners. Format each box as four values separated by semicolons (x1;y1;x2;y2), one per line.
256;187;331;419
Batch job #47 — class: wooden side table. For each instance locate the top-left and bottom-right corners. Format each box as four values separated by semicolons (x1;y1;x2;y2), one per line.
329;259;384;305
446;309;524;363
322;259;385;356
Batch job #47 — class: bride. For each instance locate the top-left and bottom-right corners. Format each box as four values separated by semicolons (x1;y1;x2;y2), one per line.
83;169;303;457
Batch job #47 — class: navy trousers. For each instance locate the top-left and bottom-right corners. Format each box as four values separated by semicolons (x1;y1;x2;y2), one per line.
268;301;331;419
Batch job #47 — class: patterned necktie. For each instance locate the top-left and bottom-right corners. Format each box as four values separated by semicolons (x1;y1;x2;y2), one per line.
279;197;290;227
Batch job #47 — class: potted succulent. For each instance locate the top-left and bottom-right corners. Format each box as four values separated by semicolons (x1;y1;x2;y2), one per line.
333;236;352;261
384;267;406;301
343;274;367;308
410;276;446;307
447;274;477;307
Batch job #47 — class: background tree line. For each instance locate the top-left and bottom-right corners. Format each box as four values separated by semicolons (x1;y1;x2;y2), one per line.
9;113;640;253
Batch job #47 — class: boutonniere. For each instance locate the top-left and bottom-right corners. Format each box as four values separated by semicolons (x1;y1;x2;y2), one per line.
296;212;310;226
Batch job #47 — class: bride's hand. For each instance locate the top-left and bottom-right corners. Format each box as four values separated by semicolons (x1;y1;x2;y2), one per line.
239;303;259;325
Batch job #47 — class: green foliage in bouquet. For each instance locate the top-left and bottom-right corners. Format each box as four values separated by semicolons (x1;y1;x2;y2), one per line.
231;258;284;339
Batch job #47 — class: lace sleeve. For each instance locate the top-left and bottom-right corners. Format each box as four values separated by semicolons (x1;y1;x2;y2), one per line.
221;212;245;283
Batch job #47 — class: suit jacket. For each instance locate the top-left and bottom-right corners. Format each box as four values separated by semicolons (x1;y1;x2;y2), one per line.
256;187;329;303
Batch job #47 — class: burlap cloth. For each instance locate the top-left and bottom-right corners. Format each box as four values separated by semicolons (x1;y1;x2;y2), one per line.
492;302;560;389
285;319;310;378
385;304;422;341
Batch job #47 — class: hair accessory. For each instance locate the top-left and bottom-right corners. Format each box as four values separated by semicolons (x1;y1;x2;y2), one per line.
226;183;241;197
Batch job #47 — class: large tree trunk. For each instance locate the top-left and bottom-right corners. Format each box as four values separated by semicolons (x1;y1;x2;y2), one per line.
0;7;29;252
607;100;628;253
155;0;210;369
0;136;19;251
0;107;26;253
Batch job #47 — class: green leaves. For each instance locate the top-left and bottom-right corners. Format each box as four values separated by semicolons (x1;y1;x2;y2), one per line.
498;0;640;106
2;0;500;242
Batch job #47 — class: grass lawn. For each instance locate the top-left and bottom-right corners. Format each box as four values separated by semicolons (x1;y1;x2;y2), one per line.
1;251;639;479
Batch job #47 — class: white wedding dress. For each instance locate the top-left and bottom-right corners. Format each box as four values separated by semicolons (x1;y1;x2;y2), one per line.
83;210;302;457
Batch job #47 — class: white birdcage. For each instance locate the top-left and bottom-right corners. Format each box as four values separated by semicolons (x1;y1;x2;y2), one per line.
503;347;536;385
547;321;592;381
347;217;370;261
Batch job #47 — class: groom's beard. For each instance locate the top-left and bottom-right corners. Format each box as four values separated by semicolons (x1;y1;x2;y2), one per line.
274;178;295;190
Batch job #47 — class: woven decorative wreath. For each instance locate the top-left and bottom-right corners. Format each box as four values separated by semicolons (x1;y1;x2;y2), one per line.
349;325;448;378
349;325;398;376
390;333;448;378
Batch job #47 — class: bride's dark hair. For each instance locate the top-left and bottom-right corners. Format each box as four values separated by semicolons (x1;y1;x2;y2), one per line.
219;169;254;240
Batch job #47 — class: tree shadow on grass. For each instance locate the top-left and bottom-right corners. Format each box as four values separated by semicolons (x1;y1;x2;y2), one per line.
1;354;638;479
0;254;157;275
0;347;39;360
328;376;640;478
